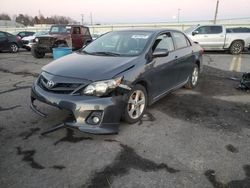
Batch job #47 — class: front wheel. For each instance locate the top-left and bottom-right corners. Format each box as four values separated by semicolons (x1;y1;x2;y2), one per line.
229;41;244;55
9;43;19;53
123;84;147;124
185;64;199;89
31;46;45;58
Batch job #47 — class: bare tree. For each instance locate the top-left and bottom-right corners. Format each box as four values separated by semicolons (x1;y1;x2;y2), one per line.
0;13;11;20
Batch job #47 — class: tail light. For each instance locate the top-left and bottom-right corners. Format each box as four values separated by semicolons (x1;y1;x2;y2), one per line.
200;48;204;54
16;36;21;41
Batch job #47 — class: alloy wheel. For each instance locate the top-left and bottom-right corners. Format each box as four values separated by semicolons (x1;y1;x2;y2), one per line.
10;44;18;53
191;66;199;86
232;42;242;54
127;90;146;119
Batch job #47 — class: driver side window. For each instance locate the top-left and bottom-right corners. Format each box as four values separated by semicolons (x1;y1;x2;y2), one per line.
152;33;174;52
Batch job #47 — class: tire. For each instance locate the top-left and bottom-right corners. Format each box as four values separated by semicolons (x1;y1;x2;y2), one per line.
25;47;31;51
9;43;19;53
123;84;147;124
185;64;199;89
31;46;45;58
229;40;244;55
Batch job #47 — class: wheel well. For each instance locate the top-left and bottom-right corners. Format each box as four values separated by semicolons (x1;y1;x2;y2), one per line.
55;40;67;46
10;42;18;46
195;60;200;70
135;80;148;93
231;39;245;47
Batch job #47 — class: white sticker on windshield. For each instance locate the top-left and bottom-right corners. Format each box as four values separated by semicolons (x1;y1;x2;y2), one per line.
131;35;149;39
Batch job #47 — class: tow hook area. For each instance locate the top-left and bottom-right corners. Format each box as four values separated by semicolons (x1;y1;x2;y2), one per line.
30;97;48;118
30;97;66;135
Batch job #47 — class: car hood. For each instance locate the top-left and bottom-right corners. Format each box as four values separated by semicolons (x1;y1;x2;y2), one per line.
42;52;138;81
22;35;35;41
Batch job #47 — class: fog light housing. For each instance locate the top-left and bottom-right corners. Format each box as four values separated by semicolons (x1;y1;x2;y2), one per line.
92;116;100;124
86;111;103;125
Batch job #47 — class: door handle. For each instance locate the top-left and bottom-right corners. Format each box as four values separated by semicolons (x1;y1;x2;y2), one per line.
204;35;208;37
175;56;178;59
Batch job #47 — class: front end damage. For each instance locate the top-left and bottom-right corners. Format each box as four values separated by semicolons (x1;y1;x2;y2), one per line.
30;72;128;134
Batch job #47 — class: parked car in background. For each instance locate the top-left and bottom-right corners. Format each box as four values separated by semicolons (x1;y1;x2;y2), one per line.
31;29;203;134
22;31;49;51
0;31;23;53
13;31;35;39
226;27;250;33
185;25;250;54
31;25;92;58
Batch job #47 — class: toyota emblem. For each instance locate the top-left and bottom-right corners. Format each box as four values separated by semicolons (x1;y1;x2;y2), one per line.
46;80;55;89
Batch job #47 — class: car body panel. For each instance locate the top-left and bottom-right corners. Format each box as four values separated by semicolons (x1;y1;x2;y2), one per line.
32;25;92;55
31;29;203;134
0;31;22;52
186;25;250;50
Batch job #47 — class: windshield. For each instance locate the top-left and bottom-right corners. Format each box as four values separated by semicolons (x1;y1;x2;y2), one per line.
34;31;48;37
50;26;71;34
83;31;153;57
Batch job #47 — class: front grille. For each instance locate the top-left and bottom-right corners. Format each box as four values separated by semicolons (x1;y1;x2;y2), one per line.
22;40;29;45
38;75;81;94
38;37;54;46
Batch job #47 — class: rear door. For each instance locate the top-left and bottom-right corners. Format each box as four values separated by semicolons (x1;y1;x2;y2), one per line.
191;26;225;50
172;31;195;83
71;26;82;49
0;32;8;50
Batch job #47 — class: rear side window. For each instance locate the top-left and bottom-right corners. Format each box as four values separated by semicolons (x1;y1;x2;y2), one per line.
173;32;189;49
82;27;91;36
195;26;222;34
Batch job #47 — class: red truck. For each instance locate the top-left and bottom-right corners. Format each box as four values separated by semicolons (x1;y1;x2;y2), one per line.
31;25;92;58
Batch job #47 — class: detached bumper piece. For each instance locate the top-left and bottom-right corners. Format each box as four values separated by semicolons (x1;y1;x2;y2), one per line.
30;83;124;135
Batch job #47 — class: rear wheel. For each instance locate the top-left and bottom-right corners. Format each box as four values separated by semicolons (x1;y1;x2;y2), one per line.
229;41;244;55
9;43;19;53
123;84;147;124
31;46;45;58
185;64;199;89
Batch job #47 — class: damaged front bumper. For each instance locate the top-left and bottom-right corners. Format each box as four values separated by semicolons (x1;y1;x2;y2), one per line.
30;82;125;134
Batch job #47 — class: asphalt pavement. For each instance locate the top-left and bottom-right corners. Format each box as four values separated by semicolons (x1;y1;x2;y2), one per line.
0;50;249;188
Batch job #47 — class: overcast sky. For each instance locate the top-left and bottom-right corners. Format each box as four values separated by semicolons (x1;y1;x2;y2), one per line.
1;0;250;23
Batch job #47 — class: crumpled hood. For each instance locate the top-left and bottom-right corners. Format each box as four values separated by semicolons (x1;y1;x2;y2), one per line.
22;35;35;41
42;52;138;81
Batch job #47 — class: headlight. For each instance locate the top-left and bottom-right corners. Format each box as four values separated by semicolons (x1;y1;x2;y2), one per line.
34;38;39;42
83;77;122;96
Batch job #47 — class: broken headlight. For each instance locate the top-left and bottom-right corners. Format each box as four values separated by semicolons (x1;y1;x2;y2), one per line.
82;77;122;96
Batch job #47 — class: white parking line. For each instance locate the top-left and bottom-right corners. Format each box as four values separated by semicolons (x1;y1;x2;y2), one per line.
229;55;242;72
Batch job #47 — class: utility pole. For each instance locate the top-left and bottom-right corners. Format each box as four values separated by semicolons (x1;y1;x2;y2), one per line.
90;12;93;25
213;0;219;24
81;14;84;25
177;8;181;23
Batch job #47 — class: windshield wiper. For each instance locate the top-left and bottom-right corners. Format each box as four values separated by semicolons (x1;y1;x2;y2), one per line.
91;51;121;56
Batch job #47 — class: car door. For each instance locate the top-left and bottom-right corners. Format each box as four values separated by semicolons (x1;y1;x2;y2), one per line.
145;32;179;99
172;31;195;83
0;32;8;50
191;26;225;50
71;26;82;49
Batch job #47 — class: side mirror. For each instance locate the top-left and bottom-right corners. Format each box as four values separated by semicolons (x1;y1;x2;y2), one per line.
152;49;169;58
192;31;199;36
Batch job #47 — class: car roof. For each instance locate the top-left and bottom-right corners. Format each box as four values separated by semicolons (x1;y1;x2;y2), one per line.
113;29;183;34
51;24;89;28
